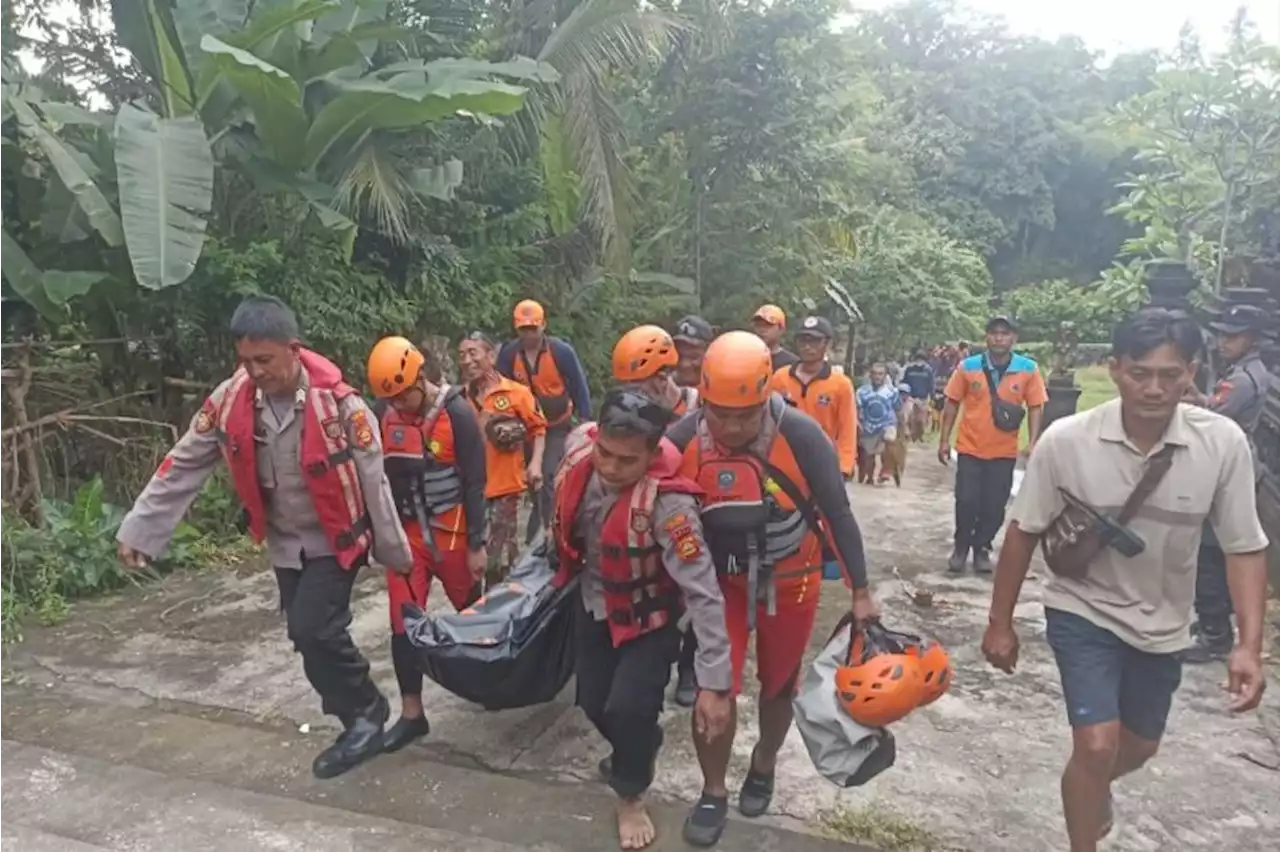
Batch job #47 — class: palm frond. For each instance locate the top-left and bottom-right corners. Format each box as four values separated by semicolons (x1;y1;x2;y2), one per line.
332;139;415;244
526;0;685;265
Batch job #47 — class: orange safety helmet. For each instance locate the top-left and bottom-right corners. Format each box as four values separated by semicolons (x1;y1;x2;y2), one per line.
699;331;773;408
913;640;953;706
877;625;953;707
367;336;425;399
613;325;679;382
835;623;925;729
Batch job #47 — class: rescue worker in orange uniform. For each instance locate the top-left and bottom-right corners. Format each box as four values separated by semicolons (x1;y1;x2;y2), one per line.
460;332;548;574
671;315;717;390
498;300;592;541
553;389;732;850
116;297;412;779
612;325;700;415
768;315;857;478
366;336;488;751
750;304;798;371
667;331;878;847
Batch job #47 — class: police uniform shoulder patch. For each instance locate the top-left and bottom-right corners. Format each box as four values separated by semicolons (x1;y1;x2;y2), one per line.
323;417;343;440
349;409;375;449
194;399;216;434
675;534;701;561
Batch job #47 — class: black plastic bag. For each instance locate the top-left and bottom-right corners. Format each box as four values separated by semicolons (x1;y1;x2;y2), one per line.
402;532;578;711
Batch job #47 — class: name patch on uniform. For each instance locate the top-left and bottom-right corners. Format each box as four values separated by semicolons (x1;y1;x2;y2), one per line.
493;395;511;411
631;510;652;534
349;410;375;449
663;512;692;540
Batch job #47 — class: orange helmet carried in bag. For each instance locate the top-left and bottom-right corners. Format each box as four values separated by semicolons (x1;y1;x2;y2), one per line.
879;625;953;707
613;325;679;382
368;336;425;399
835;622;925;728
700;331;772;408
914;641;953;706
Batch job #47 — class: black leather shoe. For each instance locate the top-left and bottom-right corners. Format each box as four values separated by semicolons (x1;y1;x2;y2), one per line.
674;666;698;708
383;714;431;753
313;697;389;779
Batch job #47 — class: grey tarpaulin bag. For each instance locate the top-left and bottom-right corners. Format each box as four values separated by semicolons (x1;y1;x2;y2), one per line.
402;531;578;710
793;613;897;787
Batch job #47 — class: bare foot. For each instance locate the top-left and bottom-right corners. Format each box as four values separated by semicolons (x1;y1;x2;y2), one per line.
617;797;656;849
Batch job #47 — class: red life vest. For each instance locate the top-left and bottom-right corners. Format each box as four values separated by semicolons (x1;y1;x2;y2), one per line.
214;349;372;569
552;425;702;647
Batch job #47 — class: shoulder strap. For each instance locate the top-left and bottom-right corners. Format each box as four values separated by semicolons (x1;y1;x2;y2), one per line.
518;346;539;382
421;384;454;439
1115;444;1178;526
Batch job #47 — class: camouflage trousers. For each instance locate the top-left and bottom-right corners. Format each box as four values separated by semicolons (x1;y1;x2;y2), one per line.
486;494;523;584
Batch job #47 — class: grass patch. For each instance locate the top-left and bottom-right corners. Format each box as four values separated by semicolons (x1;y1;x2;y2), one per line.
1015;364;1116;448
820;804;945;851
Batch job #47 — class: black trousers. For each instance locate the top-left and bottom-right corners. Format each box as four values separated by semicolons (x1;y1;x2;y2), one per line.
276;558;383;723
1193;540;1234;636
575;608;680;798
954;453;1017;554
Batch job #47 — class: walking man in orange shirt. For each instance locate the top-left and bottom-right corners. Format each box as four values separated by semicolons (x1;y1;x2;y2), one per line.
937;315;1047;574
460;332;548;576
768;315;856;478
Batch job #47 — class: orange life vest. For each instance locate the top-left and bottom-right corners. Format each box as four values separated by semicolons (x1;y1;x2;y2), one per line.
511;345;572;425
379;386;466;538
676;398;826;621
552;425;702;647
215;349;372;569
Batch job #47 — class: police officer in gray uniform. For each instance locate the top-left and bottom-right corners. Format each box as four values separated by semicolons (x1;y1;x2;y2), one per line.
1185;303;1273;662
116;297;413;776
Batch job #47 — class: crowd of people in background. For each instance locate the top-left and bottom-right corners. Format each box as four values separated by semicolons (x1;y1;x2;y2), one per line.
111;295;1270;852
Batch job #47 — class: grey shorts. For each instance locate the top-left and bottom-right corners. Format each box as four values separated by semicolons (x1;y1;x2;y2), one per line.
1045;608;1183;741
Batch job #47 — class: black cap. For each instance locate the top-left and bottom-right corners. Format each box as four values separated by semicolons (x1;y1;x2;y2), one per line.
986;315;1017;333
1209;304;1270;335
672;315;715;345
795;315;835;339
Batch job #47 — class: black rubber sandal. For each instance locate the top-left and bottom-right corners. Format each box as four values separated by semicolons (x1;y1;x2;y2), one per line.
737;767;775;818
682;792;729;847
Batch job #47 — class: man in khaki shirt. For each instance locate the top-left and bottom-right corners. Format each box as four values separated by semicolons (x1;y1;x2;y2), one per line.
981;309;1268;852
117;297;412;780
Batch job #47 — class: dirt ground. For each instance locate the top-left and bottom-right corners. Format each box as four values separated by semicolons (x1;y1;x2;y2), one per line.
4;445;1279;851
